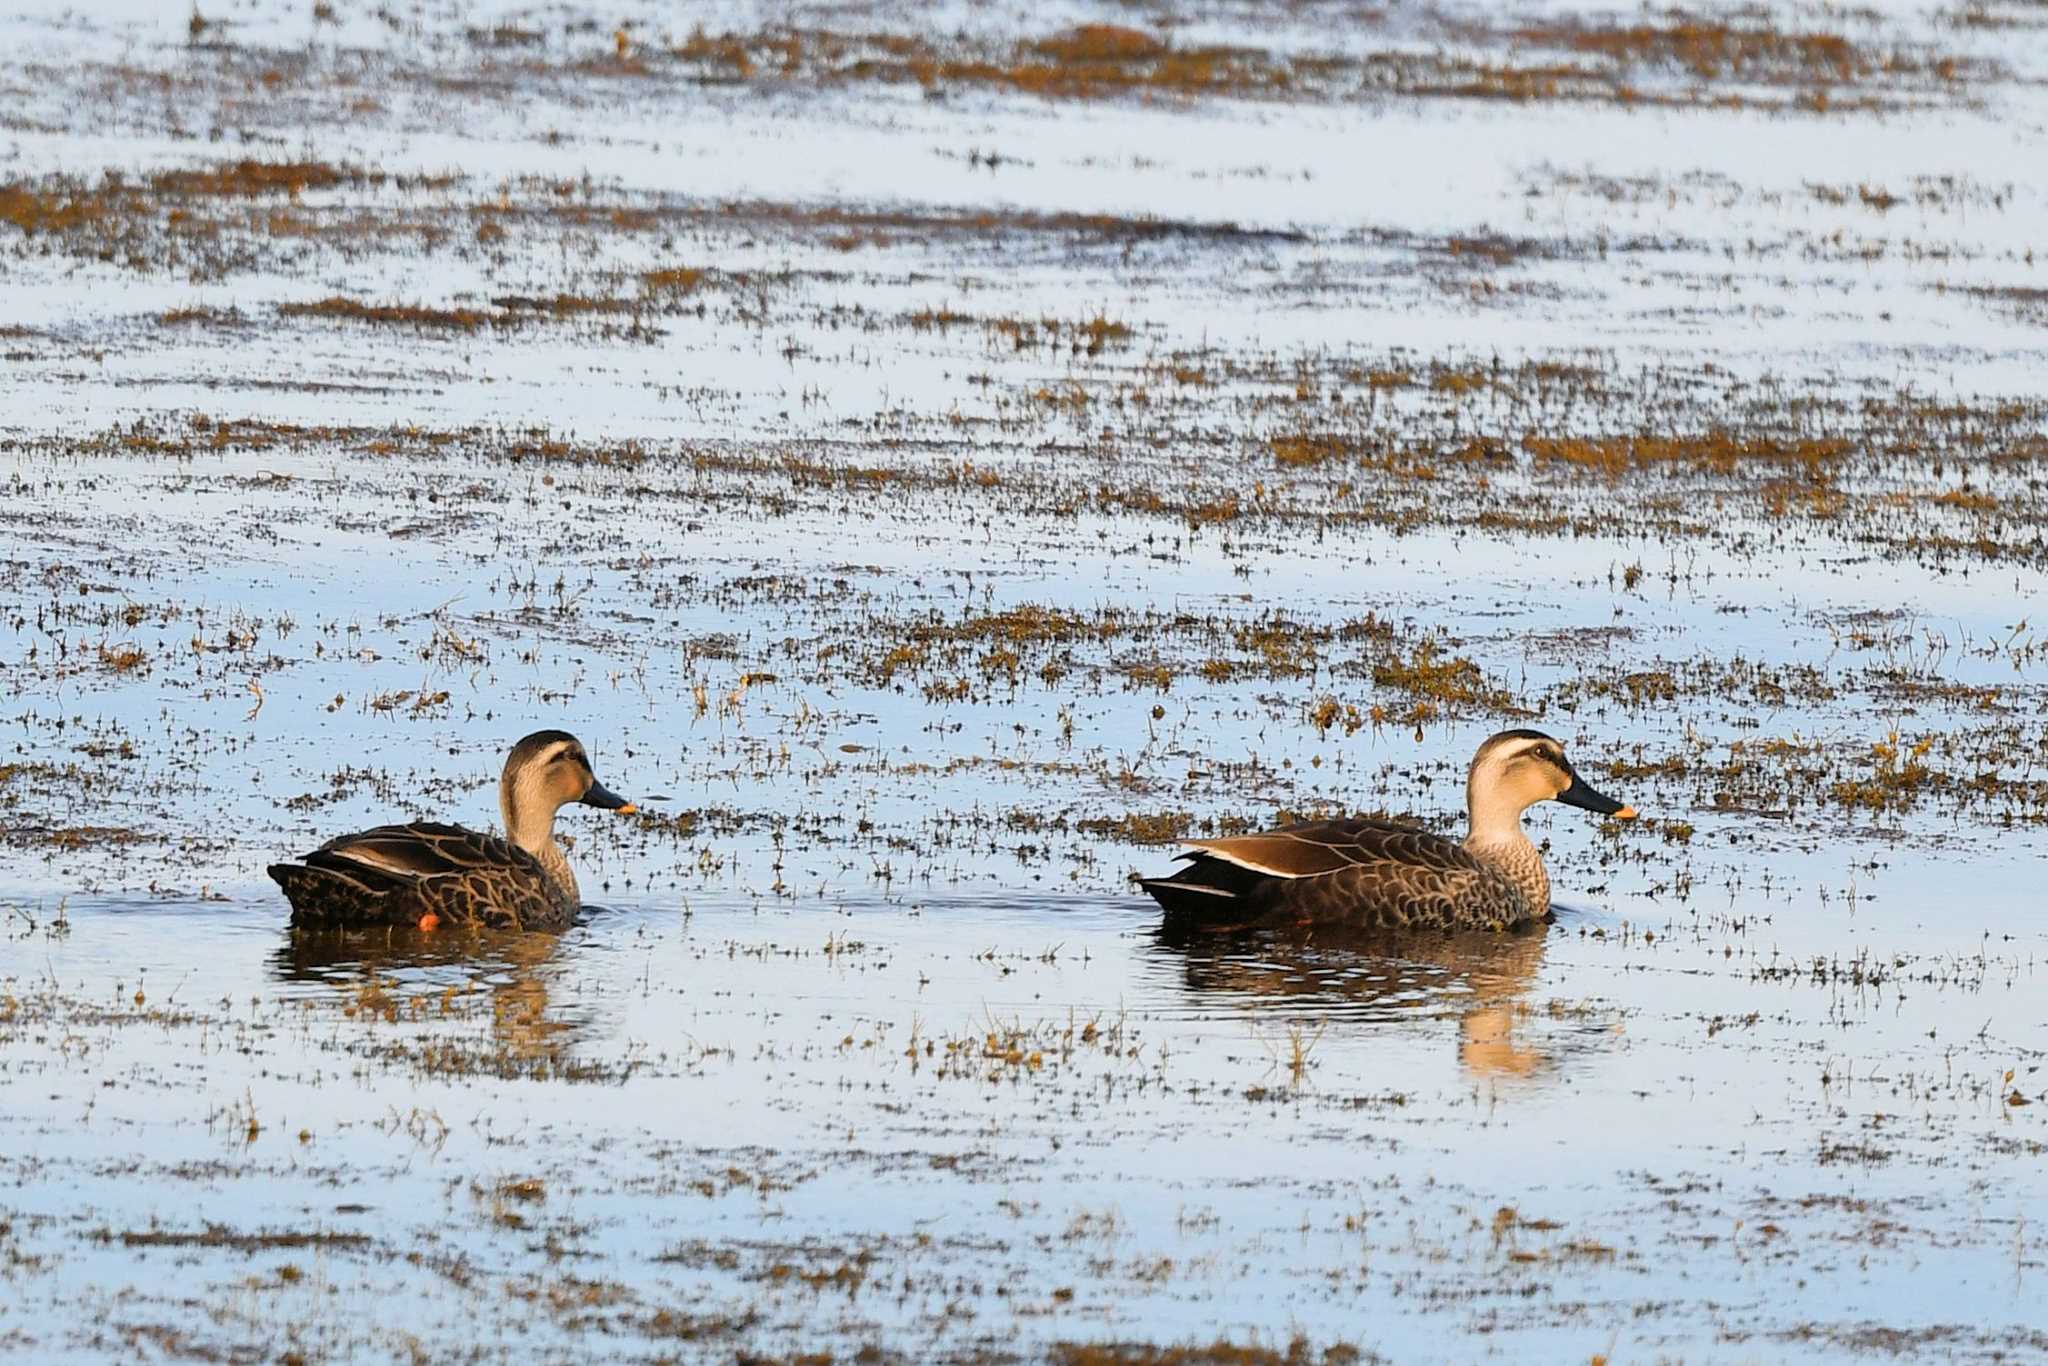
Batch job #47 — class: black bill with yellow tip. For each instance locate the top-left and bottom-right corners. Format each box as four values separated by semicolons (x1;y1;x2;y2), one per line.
1556;769;1636;821
581;780;638;816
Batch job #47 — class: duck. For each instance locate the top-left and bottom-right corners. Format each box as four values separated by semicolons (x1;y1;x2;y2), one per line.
268;730;638;933
1138;728;1634;932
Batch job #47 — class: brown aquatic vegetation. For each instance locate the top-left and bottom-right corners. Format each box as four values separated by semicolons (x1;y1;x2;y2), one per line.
280;296;496;330
1371;639;1513;718
0;163;459;266
564;16;1971;110
1306;697;1369;737
1269;434;1357;469
0;181;120;235
923;36;1286;102
18;349;2048;572
1032;25;1168;65
987;313;1135;354
280;291;637;329
1523;20;1864;78
145;160;361;196
490;292;637;318
655;24;1300;101
14;824;147;851
1074;811;1192;844
868;606;1124;686
96;643;146;673
1830;732;1939;813
908;306;975;330
673;27;765;76
640;266;708;292
1522;432;1850;474
157;305;239;326
0;166;1296;280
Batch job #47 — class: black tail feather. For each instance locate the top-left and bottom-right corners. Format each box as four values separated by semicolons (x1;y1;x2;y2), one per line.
1137;853;1271;932
1136;876;1238;915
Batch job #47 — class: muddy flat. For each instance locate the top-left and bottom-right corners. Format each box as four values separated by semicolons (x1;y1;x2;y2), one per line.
3;0;2047;1361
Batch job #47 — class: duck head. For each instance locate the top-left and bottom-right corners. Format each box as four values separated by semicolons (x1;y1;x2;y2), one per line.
1466;728;1634;837
500;729;637;852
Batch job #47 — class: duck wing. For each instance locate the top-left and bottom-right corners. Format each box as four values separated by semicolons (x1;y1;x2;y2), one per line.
1178;818;1470;880
1141;818;1526;932
309;822;526;881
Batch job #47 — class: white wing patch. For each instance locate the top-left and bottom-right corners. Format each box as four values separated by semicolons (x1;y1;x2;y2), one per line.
1145;878;1239;899
328;844;421;877
1179;838;1320;879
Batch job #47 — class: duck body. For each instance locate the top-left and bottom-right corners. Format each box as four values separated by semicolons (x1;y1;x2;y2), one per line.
269;730;636;934
270;821;578;932
1139;729;1633;934
1142;817;1535;932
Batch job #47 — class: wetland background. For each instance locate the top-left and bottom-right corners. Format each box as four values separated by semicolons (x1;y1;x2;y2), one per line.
4;0;2048;1360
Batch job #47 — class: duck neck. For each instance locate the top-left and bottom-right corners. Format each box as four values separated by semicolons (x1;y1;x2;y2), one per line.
503;785;577;903
1462;797;1549;915
533;839;579;905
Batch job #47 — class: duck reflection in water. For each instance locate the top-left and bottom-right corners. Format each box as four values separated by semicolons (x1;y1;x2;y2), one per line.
272;923;582;1072
1153;919;1576;1081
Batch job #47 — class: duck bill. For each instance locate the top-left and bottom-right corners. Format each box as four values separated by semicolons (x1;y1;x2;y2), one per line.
581;780;638;816
1557;771;1635;820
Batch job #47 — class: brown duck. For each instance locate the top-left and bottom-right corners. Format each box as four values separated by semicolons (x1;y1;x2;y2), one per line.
269;730;638;932
1139;729;1634;932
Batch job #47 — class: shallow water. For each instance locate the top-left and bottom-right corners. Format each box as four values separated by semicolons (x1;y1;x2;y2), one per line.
6;890;2043;1362
5;0;2048;1359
